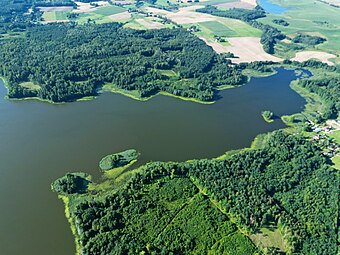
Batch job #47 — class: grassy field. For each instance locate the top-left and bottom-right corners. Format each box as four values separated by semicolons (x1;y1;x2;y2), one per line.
42;11;69;22
257;0;340;62
93;5;126;16
332;155;340;170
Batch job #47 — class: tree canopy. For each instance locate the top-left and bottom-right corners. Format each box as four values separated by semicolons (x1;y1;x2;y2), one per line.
0;22;245;102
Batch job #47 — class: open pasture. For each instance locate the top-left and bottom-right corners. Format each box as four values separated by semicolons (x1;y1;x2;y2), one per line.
257;0;340;62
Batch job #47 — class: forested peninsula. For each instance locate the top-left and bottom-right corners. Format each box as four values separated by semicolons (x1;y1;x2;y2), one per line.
52;131;339;255
0;23;245;102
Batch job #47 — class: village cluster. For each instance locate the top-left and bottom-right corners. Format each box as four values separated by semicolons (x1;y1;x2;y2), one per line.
311;120;340;157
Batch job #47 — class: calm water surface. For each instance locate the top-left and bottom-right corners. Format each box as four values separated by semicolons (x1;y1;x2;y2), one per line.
0;68;306;255
258;0;288;14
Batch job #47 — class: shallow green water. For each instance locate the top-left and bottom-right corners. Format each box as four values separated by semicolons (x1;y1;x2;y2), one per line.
0;68;306;255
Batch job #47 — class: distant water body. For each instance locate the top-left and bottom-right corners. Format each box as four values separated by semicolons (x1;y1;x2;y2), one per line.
0;68;306;255
258;0;289;14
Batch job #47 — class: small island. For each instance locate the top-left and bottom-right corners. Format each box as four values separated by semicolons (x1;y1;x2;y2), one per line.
99;149;139;171
261;110;274;123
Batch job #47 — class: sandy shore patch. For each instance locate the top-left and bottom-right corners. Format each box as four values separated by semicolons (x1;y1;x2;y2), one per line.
292;51;336;65
202;37;282;63
108;11;131;21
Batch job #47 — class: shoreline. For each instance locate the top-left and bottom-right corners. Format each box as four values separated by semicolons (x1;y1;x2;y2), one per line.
59;195;82;255
0;68;284;106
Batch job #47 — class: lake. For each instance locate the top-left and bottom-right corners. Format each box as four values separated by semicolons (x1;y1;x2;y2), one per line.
0;68;306;255
258;0;288;14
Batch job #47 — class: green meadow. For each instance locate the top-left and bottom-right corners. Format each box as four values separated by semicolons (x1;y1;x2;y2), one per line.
257;0;340;61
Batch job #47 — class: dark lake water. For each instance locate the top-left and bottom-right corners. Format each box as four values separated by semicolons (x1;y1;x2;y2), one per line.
0;68;306;255
258;0;288;14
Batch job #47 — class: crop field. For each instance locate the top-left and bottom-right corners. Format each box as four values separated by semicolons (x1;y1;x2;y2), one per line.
108;11;132;22
292;51;336;65
76;12;112;24
197;0;239;6
93;5;126;16
42;11;69;22
257;0;340;62
199;21;237;37
216;1;255;9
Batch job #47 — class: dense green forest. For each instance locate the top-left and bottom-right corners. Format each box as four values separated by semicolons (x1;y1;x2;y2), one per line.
292;33;326;46
0;22;245;102
196;6;266;22
0;0;37;33
53;131;339;255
